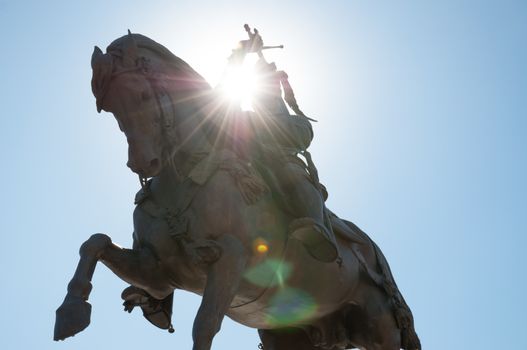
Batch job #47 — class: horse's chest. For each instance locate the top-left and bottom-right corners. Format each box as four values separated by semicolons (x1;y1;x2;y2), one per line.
132;187;223;292
132;179;198;251
133;205;180;257
133;207;208;289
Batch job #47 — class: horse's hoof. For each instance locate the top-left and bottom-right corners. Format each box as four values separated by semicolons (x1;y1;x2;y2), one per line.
54;295;92;341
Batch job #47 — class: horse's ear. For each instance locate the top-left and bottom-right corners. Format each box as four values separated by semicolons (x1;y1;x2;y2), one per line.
122;30;138;67
91;46;113;113
91;46;103;69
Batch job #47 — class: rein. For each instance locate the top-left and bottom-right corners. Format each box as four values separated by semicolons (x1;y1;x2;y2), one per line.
106;56;180;188
139;175;149;190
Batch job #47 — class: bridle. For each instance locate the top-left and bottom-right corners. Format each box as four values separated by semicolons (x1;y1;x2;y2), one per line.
100;55;180;190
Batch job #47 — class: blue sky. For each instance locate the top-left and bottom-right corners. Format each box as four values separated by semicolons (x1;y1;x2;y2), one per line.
1;1;526;349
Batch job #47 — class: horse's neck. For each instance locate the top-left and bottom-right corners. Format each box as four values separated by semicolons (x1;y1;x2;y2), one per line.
153;108;212;207
171;90;212;148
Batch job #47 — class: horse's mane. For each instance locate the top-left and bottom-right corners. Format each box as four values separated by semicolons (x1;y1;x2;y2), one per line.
94;33;234;154
107;33;212;92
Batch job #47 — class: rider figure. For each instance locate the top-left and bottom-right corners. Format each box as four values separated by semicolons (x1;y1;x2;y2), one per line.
228;24;283;65
233;25;338;262
251;57;338;263
243;24;264;57
229;24;263;64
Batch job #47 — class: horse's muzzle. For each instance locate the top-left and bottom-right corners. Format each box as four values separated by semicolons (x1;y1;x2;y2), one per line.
127;157;161;177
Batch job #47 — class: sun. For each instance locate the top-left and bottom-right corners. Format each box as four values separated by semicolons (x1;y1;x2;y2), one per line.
218;56;259;111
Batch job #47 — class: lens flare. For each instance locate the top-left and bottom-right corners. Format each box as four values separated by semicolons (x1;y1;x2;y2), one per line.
244;259;292;287
257;243;269;253
218;58;259;110
265;287;317;327
253;237;269;254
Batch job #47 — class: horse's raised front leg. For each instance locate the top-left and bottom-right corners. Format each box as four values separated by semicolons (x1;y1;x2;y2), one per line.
192;234;248;350
54;233;171;341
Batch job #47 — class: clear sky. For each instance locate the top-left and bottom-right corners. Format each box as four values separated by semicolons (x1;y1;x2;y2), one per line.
1;1;526;349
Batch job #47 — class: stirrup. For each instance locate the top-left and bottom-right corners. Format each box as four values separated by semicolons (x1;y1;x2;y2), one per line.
289;218;338;263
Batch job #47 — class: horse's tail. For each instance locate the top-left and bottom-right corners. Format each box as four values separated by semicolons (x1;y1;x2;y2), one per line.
341;220;420;350
368;238;421;350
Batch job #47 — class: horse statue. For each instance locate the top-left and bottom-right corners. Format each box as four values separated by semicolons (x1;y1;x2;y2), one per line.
54;31;420;350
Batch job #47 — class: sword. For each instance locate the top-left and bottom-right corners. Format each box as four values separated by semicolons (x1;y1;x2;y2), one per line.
261;45;284;50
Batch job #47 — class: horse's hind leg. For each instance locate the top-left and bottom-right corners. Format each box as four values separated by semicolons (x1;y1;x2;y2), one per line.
54;233;171;341
258;328;340;350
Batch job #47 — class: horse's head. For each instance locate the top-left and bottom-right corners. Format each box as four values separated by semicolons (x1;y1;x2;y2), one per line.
91;32;212;178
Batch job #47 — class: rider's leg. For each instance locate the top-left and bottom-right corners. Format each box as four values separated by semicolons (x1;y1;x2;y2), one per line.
274;161;338;262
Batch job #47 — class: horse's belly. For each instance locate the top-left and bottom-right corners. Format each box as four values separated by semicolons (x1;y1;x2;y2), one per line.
227;240;360;329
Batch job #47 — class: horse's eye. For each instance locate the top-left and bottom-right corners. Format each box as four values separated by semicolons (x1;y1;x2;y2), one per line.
141;90;152;101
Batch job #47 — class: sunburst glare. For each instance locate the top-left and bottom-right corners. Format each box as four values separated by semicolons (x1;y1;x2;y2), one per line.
218;56;259;111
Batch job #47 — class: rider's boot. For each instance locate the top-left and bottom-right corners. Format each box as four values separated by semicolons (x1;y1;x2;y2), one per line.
289;217;338;262
276;161;338;262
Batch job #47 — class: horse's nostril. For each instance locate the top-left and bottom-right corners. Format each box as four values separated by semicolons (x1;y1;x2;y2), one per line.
127;157;160;177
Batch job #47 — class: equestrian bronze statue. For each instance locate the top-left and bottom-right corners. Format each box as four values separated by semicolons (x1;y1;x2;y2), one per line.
54;28;420;350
